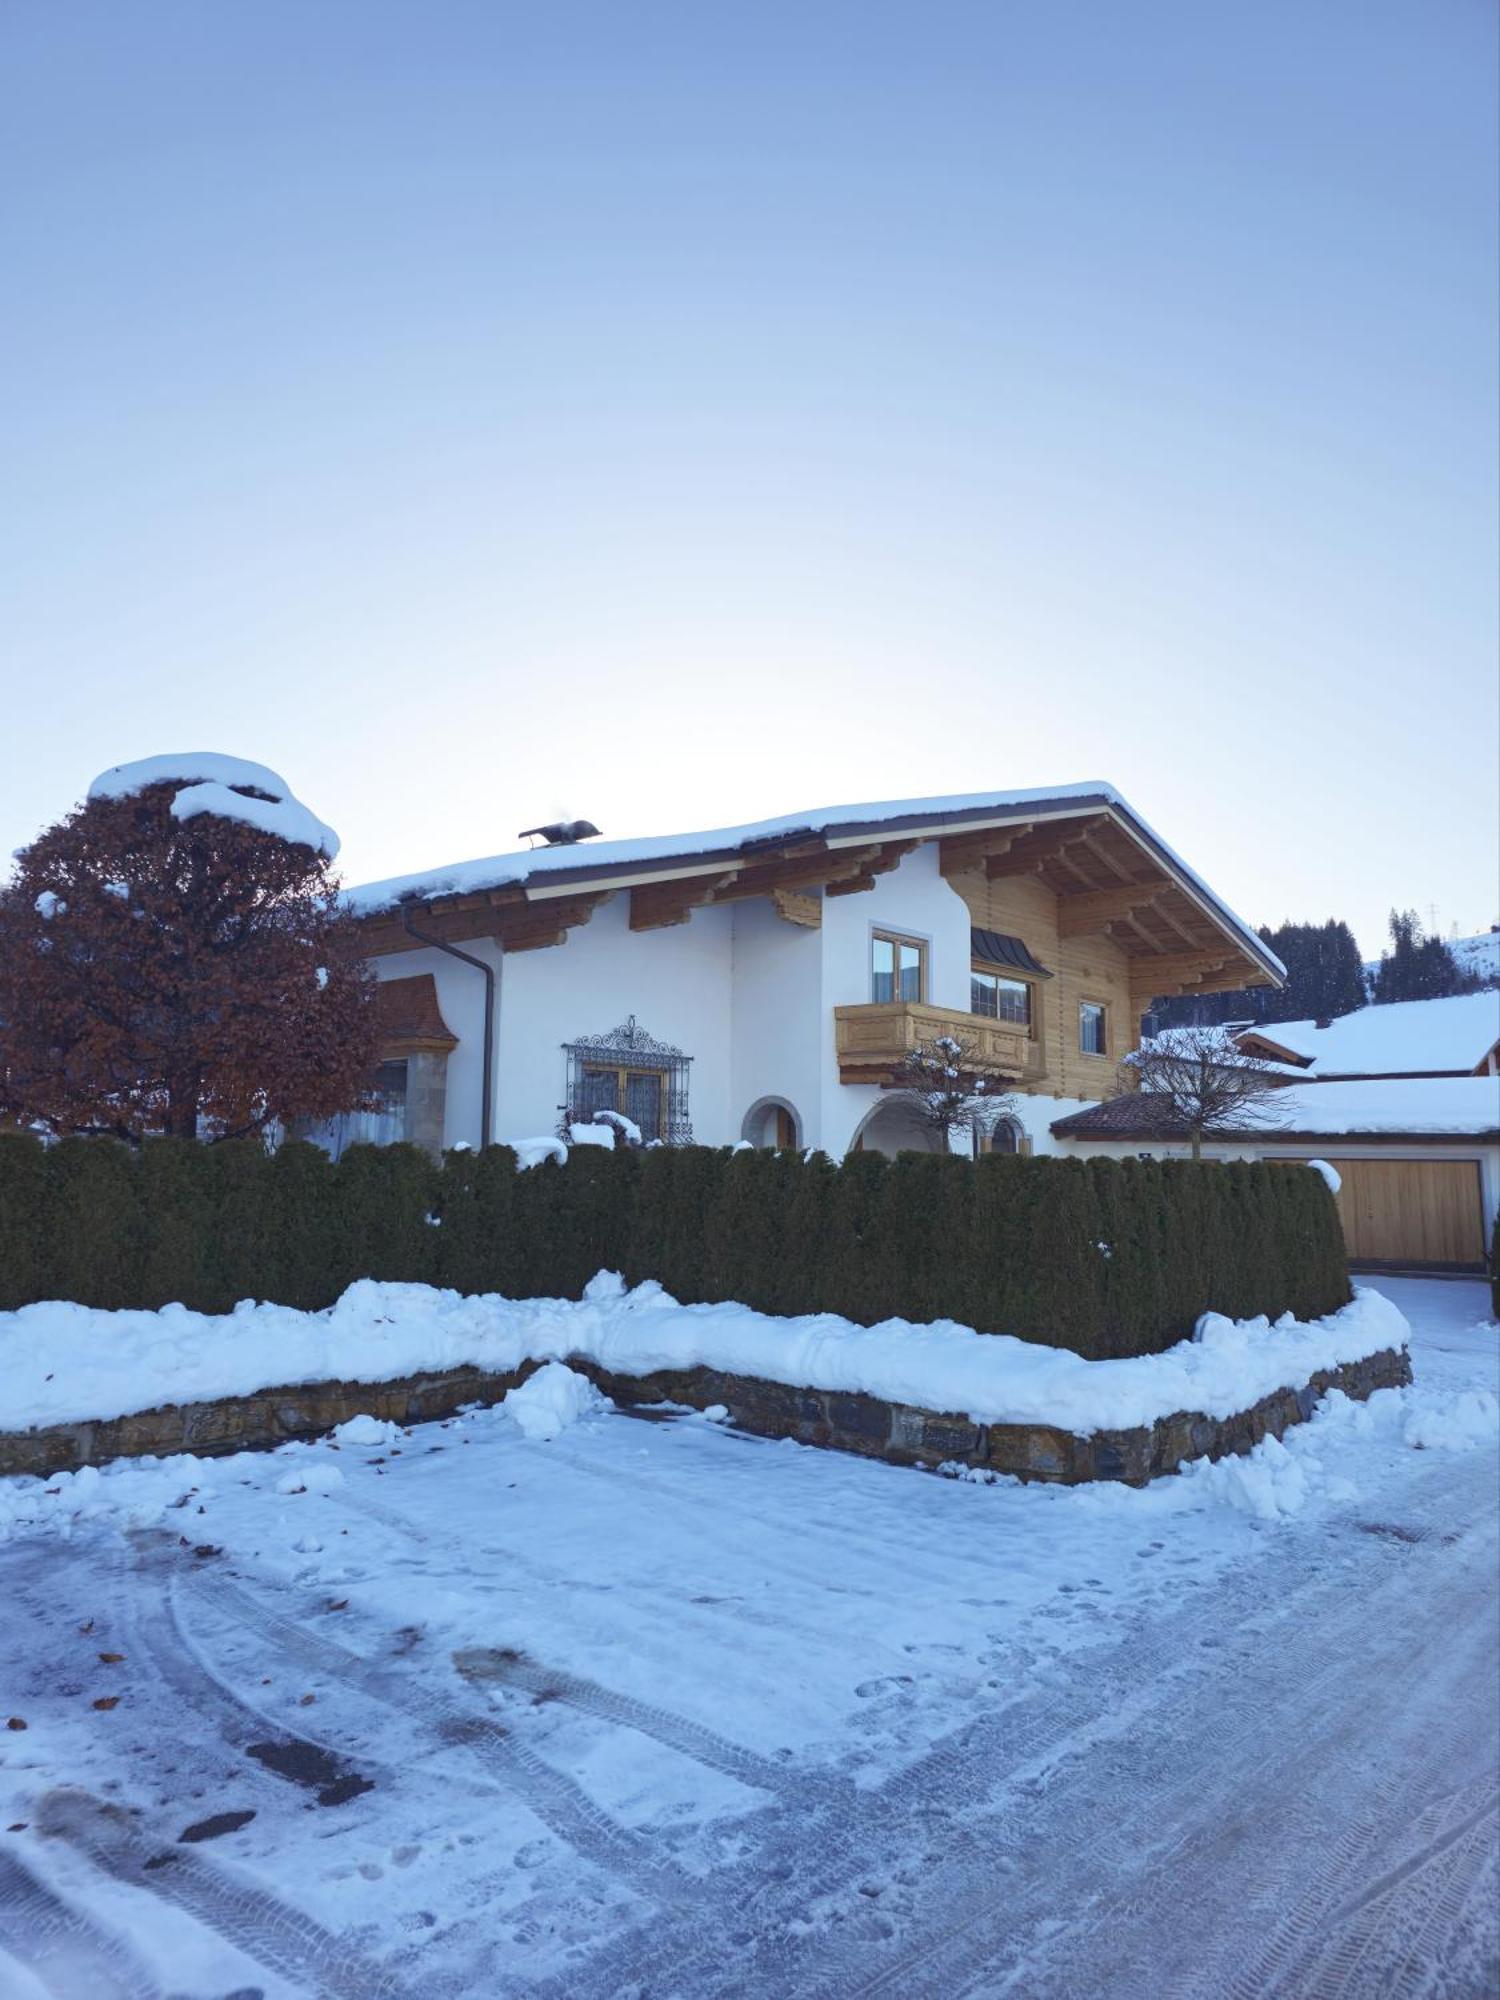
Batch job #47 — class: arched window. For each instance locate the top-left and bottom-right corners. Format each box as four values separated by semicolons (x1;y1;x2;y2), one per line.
974;1116;1022;1157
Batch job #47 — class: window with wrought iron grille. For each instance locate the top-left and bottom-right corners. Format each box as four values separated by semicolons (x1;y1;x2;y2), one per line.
562;1016;692;1144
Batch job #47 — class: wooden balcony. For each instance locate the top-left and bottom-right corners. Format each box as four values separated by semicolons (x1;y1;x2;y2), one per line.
834;1001;1047;1087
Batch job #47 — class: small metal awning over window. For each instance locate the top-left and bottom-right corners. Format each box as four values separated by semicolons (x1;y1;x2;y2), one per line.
970;929;1053;978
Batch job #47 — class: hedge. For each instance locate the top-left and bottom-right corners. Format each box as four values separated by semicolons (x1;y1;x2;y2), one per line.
0;1131;1352;1362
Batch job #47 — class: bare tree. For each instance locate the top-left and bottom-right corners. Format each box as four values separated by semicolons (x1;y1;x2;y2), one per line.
1120;1025;1287;1161
888;1033;1019;1153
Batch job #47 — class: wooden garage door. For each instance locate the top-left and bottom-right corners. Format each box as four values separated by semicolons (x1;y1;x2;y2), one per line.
1282;1157;1487;1270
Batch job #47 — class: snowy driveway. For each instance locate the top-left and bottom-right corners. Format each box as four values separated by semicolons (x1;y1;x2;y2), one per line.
1;1279;1496;1999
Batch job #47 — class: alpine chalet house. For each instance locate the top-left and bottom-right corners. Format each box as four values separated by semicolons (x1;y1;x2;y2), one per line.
339;785;1281;1166
1051;991;1500;1272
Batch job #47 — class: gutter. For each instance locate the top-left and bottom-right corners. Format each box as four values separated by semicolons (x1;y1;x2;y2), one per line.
400;902;498;1149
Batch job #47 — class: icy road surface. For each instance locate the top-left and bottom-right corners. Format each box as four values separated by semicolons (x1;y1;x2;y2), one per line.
0;1278;1495;1999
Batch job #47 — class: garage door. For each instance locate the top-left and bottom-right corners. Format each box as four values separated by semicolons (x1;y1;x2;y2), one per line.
1280;1157;1487;1271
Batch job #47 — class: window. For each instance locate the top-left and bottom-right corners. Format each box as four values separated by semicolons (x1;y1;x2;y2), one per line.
1079;1001;1108;1057
970;966;1032;1028
306;1060;407;1159
580;1064;666;1142
872;931;927;1004
562;1016;693;1144
973;1117;1022;1158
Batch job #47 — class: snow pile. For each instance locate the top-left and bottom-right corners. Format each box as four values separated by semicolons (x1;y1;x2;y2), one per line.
1401;1387;1499;1452
566;1123;617;1150
34;890;64;919
331;1414;401;1447
1180;1429;1339;1522
0;1276;1408;1441
505;1136;568;1169
275;1461;344;1495
0;1454;215;1541
502;1362;612;1440
1305;1159;1341;1194
88;754;339;860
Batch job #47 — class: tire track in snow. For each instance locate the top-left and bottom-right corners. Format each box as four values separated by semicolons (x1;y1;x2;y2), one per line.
32;1788;406;2000
333;1475;866;1660
546;1455;1498;2000
0;1849;164;2000
1249;1779;1499;2000
1205;1510;1500;2000
451;1646;810;1802
183;1564;692;1907
928;1487;1500;2000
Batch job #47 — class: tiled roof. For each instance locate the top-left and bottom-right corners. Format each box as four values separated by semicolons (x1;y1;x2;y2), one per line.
373;974;458;1055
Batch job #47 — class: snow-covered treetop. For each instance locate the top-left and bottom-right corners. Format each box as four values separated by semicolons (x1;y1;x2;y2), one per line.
87;754;340;860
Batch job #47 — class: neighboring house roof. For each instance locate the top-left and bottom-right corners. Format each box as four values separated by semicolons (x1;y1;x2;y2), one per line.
1051;1076;1500;1143
970;928;1054;978
1236;992;1500;1079
372;974;458;1056
347;783;1284;987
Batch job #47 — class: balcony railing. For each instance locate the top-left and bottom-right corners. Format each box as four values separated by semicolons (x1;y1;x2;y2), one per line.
834;1001;1047;1087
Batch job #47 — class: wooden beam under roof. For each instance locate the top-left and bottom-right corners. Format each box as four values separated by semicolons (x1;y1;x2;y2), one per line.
629;872;739;932
708;843;888;903
1127;949;1237;988
983;814;1115;879
1148;894;1212;952
824;839;919;897
1057;879;1173;937
492;892;608;953
771;888;822;928
359;887;608;957
937;823;1037;877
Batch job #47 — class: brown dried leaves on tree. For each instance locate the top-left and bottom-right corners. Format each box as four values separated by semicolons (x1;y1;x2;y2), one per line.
1120;1026;1288;1161
0;780;378;1141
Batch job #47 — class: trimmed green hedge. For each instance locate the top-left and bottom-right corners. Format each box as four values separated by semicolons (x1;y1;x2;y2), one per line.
0;1132;1352;1361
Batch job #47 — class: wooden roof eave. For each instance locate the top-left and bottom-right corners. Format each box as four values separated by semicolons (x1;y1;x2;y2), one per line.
354;794;1280;986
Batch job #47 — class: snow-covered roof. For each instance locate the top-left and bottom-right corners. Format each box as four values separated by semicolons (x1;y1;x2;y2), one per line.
346;782;1283;980
1053;1075;1500;1141
87;755;339;860
1238;993;1500;1079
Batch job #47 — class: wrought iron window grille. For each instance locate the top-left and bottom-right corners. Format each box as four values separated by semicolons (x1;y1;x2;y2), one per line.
561;1015;694;1144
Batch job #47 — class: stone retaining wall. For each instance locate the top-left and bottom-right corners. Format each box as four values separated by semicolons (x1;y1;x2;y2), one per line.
0;1345;1412;1486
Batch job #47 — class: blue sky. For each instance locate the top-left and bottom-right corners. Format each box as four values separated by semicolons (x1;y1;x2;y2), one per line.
3;0;1496;956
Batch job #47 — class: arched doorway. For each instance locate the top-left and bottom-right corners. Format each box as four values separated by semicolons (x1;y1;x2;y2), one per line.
849;1100;942;1159
740;1098;802;1149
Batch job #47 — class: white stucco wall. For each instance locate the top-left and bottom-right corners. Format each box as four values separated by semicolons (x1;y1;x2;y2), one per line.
371;847;1112;1158
815;842;974;1157
729;898;824;1147
494;893;735;1143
